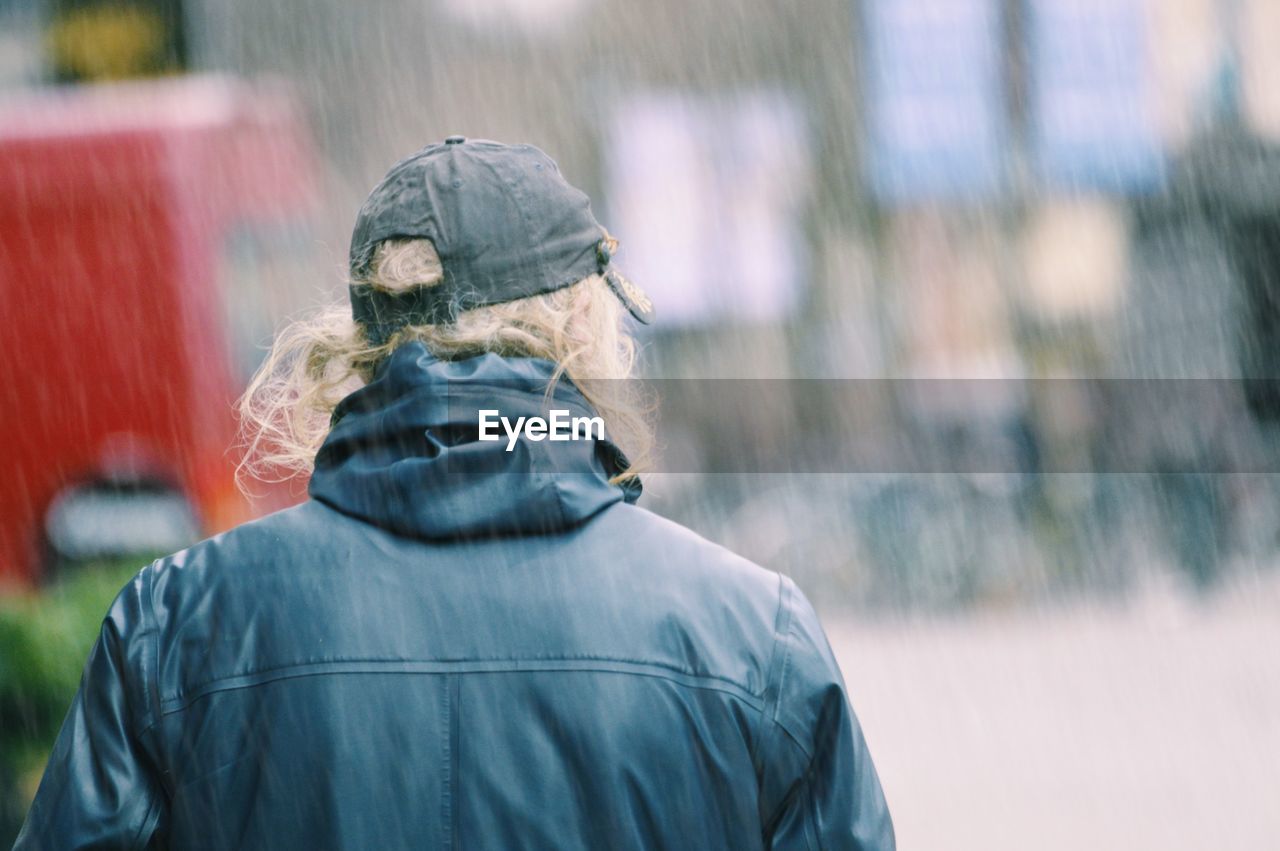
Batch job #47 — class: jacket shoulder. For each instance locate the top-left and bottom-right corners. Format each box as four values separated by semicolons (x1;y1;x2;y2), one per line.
570;503;792;692
592;503;783;597
142;501;346;688
147;500;339;588
601;507;851;738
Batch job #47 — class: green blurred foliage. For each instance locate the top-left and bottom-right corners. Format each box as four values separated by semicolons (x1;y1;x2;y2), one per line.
0;559;152;840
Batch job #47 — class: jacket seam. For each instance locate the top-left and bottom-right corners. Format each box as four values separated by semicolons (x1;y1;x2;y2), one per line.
763;574;793;726
772;579;800;730
441;674;453;851
142;561;160;731
449;674;461;851
129;793;162;851
770;714;816;765
163;654;753;702
751;572;791;775
759;579;821;835
759;714;821;833
137;561;172;801
804;772;823;851
770;622;816;765
756;574;803;836
772;580;818;758
767;749;824;851
159;659;764;715
128;565;164;850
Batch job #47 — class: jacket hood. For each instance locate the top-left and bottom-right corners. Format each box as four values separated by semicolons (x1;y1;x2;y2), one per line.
308;341;640;540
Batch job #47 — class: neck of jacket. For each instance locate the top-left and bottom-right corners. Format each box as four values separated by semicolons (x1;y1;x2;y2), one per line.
307;341;640;541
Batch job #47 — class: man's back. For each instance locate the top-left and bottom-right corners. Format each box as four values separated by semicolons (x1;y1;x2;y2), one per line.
17;347;893;849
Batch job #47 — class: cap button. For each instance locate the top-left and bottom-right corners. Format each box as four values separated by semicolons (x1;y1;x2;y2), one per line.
444;135;466;145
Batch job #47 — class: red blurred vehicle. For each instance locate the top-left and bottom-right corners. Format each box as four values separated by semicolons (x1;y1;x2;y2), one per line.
0;75;319;584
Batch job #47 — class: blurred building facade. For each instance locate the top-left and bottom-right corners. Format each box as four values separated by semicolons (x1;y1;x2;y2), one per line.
2;0;1279;604
6;0;1276;377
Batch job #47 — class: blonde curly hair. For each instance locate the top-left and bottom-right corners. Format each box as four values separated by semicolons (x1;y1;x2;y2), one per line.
236;237;651;491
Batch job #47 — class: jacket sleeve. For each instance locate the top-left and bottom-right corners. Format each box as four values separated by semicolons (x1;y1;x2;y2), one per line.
14;567;167;850
758;576;895;851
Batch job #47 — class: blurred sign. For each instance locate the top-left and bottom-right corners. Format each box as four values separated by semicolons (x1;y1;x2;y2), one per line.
604;90;810;327
864;0;1005;202
1145;0;1220;151
1029;0;1165;191
439;0;598;38
1240;0;1280;141
47;0;187;82
1021;198;1128;320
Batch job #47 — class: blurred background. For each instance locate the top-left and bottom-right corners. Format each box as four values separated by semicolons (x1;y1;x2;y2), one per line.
1;0;1279;847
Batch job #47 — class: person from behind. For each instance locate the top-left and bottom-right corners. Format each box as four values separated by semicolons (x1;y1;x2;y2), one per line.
16;136;894;849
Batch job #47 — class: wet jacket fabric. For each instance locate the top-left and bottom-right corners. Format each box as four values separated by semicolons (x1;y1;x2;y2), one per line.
16;342;894;850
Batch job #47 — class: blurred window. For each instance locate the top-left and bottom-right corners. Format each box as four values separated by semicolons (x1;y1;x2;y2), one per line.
864;0;1006;202
604;89;810;327
1029;0;1165;191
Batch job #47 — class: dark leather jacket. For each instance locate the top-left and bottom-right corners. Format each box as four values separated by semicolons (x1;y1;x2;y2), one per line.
16;343;894;850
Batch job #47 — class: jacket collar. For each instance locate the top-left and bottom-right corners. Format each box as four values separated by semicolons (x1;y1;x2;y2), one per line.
308;341;639;541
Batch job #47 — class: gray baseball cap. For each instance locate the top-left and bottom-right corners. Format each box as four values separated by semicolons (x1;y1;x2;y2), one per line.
348;136;654;345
